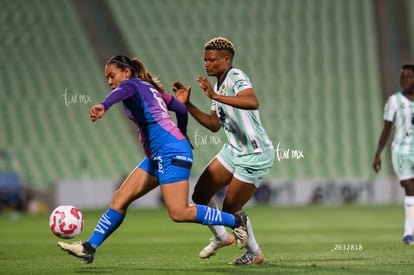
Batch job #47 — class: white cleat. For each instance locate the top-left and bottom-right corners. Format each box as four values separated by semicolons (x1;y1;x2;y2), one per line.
232;211;248;249
199;233;234;258
229;249;265;265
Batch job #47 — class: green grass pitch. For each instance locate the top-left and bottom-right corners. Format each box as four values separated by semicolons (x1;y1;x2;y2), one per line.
1;205;413;274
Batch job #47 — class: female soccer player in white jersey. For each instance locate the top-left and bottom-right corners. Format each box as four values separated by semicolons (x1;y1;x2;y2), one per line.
57;55;249;264
373;64;414;244
173;37;275;264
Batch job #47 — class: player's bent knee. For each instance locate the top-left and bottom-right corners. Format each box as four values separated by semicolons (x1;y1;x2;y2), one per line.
110;193;131;213
191;193;201;204
168;213;187;223
167;207;195;223
192;193;211;205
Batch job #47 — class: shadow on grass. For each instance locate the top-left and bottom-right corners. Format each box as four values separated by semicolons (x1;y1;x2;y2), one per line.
71;262;400;275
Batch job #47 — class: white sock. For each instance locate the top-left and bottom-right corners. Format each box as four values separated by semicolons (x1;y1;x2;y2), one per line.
246;217;260;253
404;196;414;237
206;199;228;240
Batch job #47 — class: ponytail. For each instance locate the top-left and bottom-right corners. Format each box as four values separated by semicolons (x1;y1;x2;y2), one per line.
107;55;165;92
131;58;165;92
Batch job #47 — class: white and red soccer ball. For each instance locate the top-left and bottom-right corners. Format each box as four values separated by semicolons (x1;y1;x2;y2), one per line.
49;205;84;239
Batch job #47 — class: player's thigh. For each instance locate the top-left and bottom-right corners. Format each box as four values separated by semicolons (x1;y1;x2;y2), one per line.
222;177;257;213
192;157;233;204
401;178;414;196
393;152;414;195
111;167;158;211
160;180;196;222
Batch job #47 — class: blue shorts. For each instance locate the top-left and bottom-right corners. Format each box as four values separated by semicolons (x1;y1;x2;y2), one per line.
138;140;193;184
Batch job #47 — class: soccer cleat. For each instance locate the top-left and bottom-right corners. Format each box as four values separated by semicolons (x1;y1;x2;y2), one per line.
228;249;265;265
199;233;234;258
402;235;414;245
58;241;95;264
232;211;248;249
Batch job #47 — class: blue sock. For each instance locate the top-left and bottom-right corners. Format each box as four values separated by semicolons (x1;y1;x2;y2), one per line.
195;204;236;227
87;208;125;250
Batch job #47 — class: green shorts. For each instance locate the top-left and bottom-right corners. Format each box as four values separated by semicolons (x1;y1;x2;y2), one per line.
216;143;275;187
392;151;414;180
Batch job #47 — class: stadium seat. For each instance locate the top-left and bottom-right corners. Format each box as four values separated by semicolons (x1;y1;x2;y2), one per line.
0;0;396;189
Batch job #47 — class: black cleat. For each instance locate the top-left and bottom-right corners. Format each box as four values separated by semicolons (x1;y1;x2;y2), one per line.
58;241;95;264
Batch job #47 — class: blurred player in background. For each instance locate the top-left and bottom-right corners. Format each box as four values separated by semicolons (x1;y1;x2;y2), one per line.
173;37;274;264
373;64;414;244
57;55;249;264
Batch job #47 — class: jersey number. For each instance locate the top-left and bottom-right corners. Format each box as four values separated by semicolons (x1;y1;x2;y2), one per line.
149;87;169;118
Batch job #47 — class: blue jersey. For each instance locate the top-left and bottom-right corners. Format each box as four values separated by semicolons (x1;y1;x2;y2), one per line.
101;78;186;158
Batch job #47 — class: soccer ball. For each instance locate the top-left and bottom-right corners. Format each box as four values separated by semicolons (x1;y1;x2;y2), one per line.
49;205;84;239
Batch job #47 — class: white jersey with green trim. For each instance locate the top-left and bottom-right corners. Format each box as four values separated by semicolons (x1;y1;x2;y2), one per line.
384;92;414;154
210;68;274;156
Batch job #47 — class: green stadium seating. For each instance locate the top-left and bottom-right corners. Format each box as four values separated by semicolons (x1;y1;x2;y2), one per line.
107;0;387;179
0;0;141;188
0;0;398;189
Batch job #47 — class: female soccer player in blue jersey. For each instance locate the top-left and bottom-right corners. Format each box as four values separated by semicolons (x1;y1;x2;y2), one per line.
57;55;248;264
173;37;274;265
373;64;414;245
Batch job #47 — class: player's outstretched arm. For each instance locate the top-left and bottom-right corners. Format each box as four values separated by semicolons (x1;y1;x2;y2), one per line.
89;104;105;122
173;81;220;132
196;76;259;110
172;81;191;105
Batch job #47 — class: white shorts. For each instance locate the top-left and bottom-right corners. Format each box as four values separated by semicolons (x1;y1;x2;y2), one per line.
216;143;274;187
392;151;414;181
